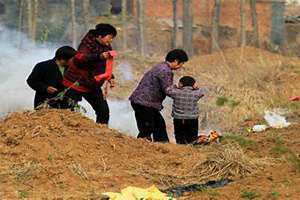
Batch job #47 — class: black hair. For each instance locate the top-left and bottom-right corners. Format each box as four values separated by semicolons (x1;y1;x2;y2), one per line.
165;49;189;63
55;46;76;60
179;76;196;87
94;23;117;37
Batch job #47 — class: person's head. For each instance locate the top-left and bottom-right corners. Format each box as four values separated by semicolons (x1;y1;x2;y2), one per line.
165;49;189;70
94;23;117;46
179;76;196;88
54;46;77;67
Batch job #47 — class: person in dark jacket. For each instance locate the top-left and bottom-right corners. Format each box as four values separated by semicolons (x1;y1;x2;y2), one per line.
63;23;117;126
27;46;76;109
129;49;189;142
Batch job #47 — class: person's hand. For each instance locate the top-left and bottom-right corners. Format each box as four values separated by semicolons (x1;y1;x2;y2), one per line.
47;86;58;94
193;83;199;89
103;82;109;99
108;79;116;88
100;52;111;60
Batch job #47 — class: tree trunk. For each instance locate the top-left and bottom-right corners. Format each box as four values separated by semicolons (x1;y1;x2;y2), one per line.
122;0;127;50
250;0;259;47
71;0;77;48
171;0;177;49
18;0;24;48
26;0;32;38
211;0;222;52
83;0;90;30
240;0;246;47
31;0;38;42
182;0;193;56
270;1;285;46
137;0;145;56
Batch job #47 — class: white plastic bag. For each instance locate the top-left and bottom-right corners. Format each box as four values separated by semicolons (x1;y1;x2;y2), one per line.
252;125;268;132
264;111;290;128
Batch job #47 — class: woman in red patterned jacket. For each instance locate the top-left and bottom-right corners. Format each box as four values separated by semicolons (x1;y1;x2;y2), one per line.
63;23;117;126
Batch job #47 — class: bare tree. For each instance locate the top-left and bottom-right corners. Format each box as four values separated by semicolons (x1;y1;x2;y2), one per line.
83;0;90;30
26;0;32;38
211;0;222;52
182;0;193;56
122;0;127;50
18;0;25;48
31;0;38;42
71;0;77;48
171;0;178;49
137;0;145;56
240;0;247;47
250;0;259;47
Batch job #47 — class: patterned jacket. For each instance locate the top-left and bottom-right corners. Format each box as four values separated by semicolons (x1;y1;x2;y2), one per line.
166;85;205;119
129;62;173;110
63;30;112;92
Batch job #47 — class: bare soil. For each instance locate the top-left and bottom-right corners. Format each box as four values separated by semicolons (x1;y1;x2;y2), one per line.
0;109;299;199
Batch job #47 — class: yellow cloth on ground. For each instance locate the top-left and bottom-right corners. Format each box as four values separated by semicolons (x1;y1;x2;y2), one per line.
103;185;175;200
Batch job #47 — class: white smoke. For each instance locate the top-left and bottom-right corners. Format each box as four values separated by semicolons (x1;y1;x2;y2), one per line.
118;62;133;81
0;27;138;136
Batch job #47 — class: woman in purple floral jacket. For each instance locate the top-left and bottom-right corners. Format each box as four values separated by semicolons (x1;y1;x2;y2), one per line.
129;49;189;142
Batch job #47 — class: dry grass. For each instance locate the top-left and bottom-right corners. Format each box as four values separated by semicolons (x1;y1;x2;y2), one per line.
139;143;275;185
68;162;89;180
111;47;300;131
180;47;300;130
190;144;275;181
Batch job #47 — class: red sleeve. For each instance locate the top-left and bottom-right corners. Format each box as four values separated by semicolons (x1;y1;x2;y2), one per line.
94;51;117;82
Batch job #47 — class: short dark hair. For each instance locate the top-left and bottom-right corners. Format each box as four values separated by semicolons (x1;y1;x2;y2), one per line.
55;46;76;60
95;23;117;37
179;76;196;87
165;49;189;63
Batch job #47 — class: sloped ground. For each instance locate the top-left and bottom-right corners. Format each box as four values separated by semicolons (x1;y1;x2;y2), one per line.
0;109;299;199
0;109;207;199
0;47;299;199
188;116;300;200
112;47;300;132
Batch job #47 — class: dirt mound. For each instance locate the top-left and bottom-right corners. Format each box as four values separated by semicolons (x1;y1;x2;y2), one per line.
0;109;208;199
1;109;299;199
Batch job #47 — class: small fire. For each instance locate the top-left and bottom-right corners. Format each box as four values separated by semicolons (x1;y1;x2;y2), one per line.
194;130;222;145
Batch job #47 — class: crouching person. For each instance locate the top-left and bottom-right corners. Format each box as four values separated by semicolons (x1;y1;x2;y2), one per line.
27;46;76;109
166;76;205;144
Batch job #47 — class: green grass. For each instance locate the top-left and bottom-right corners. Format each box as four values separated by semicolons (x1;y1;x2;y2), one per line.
273;137;285;145
270;145;290;155
47;155;53;162
227;99;240;108
270;191;280;199
267;99;300;112
287;102;300;111
18;190;29;199
222;134;255;148
216;96;240;109
240;190;260;199
216;96;228;106
287;152;300;173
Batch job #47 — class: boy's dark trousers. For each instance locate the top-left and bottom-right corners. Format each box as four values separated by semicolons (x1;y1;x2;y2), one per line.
64;88;109;124
131;102;169;142
174;118;198;144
